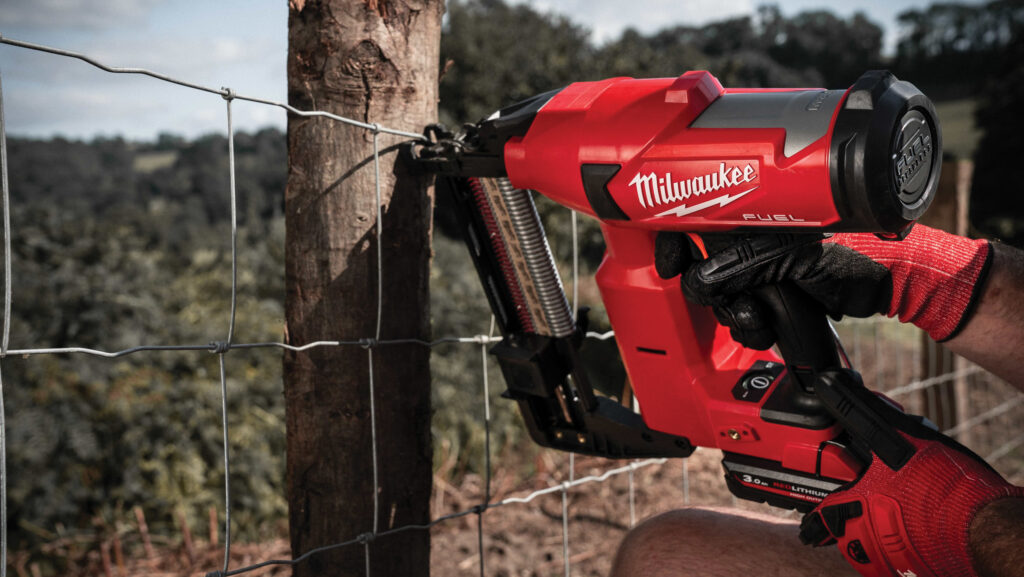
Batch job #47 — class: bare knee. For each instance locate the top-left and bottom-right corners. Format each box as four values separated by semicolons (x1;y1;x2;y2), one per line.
610;507;856;577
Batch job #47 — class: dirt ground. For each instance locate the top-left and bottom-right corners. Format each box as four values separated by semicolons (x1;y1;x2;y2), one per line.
84;448;781;577
427;449;793;577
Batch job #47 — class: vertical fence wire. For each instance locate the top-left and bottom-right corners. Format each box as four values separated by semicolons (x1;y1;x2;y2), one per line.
0;69;9;356
216;90;240;575
0;68;8;577
478;315;499;577
224;93;239;346
481;341;493;505
569;208;579;485
628;463;636;528
364;126;386;577
478;338;491;577
561;485;570;577
0;363;5;577
682;459;690;506
217;355;233;573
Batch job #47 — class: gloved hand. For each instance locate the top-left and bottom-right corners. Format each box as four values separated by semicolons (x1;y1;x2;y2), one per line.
654;224;992;349
797;370;1024;577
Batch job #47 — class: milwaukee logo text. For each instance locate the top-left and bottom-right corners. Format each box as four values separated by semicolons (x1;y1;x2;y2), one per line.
631;163;757;210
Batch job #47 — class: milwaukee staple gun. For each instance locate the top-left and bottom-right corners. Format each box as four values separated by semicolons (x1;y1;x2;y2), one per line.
412;70;941;511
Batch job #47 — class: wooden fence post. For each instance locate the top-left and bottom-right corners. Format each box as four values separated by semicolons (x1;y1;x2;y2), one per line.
285;1;443;575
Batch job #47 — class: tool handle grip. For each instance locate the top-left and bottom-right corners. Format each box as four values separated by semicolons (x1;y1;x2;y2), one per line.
698;233;843;389
752;282;841;390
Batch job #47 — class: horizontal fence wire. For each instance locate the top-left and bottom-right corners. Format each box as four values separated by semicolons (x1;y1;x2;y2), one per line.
2;33;1023;577
885;366;986;398
945;396;1024;438
0;333;645;358
0;35;425;141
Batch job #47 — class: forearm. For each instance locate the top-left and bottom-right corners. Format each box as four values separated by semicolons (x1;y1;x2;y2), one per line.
969;497;1024;577
945;243;1024;390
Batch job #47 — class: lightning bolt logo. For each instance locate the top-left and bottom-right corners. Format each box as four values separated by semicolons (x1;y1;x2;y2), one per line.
655;186;758;218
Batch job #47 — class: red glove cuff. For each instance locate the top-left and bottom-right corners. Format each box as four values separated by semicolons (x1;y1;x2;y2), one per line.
828;226;992;341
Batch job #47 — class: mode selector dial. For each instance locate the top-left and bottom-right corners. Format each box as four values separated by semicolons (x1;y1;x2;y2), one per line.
731;361;785;403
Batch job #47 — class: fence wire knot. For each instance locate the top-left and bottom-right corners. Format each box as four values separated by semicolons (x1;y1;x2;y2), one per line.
220;87;235;101
359;338;378;349
357;531;376;544
209;341;231;354
471;503;487;515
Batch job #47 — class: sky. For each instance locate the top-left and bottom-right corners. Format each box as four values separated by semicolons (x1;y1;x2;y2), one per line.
0;0;981;141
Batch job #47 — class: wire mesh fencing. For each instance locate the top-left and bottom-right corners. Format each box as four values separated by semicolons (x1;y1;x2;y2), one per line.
832;318;1024;484
0;34;1021;577
0;35;676;577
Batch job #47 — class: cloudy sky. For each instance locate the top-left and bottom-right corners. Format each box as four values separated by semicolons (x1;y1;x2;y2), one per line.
0;0;977;141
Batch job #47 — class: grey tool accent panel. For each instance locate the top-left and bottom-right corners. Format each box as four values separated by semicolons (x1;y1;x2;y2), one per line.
690;90;845;157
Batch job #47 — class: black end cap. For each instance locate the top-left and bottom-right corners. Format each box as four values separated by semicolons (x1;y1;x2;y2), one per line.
830;71;941;234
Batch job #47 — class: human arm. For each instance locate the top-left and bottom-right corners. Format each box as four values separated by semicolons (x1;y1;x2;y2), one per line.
945;242;1024;388
969;496;1024;577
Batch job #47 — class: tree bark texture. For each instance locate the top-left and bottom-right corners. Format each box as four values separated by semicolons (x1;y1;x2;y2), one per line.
285;1;441;575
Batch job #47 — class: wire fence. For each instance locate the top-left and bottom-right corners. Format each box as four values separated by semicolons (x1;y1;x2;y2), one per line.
0;35;672;577
0;34;1021;577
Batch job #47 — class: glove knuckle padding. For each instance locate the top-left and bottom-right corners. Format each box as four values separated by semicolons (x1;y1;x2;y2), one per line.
693;236;824;293
795;243;893;319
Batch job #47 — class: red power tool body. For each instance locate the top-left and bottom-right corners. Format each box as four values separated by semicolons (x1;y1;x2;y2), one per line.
413;70;941;512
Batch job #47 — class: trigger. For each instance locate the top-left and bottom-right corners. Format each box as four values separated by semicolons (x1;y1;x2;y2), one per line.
686;233;709;259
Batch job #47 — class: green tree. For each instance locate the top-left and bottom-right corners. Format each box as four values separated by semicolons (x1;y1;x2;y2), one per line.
766;9;883;87
440;0;595;125
970;20;1024;246
895;0;1024;97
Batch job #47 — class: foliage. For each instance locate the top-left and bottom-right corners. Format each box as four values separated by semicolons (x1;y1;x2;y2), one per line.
439;0;888;127
439;0;595;126
970;18;1024;246
3;130;289;564
894;0;1024;98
